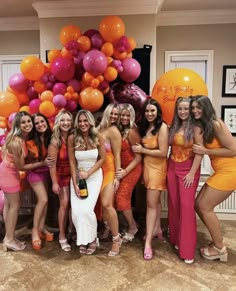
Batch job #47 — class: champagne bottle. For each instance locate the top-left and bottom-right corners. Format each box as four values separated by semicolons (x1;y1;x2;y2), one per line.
78;168;88;199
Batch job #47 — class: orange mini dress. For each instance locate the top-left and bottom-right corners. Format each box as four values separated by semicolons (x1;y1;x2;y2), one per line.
142;133;167;191
206;138;236;191
56;139;71;187
101;143;115;191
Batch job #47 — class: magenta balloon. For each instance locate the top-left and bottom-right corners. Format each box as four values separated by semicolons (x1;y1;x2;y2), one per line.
9;73;28;92
91;33;104;49
65;100;77;112
29;98;41;114
73;51;85;66
53;94;67;108
83;50;107;76
51;57;75;82
0;134;6;146
27;86;38;99
0;189;4;212
67;79;81;92
84;29;99;38
119;58;141;83
53;82;67;95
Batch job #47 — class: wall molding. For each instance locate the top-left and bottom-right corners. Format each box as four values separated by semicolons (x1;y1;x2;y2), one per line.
156;9;236;26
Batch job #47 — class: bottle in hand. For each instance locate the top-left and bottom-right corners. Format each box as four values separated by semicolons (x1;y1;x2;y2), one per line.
78;168;88;199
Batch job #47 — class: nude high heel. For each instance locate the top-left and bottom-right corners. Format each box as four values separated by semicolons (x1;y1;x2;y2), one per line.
201;245;228;262
3;240;26;252
108;234;122;257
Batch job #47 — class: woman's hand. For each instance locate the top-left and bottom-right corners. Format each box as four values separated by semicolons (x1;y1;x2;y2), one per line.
44;155;55;167
52;182;60;195
79;169;89;179
113;178;120;193
132;143;143;154
115;168;126;180
192;143;207;155
183;173;194;188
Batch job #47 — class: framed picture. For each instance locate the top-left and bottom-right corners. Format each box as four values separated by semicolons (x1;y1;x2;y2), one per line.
222;65;236;97
221;105;236;136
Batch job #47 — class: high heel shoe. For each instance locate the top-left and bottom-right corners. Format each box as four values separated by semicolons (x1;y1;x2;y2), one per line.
32;239;42;250
86;238;99;255
59;239;71;252
3;240;26;252
201;245;228;262
108;234;122;257
39;229;54;242
122;228;138;243
144;247;153;260
143;230;164;241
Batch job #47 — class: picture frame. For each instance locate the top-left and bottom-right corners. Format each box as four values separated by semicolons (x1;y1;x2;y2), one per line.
221;105;236;136
222;65;236;97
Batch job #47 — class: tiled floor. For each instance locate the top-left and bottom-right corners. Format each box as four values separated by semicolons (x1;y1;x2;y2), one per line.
0;216;236;291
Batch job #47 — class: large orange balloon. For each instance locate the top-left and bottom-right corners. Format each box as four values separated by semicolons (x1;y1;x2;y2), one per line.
99;16;125;43
152;68;208;125
39;101;56;117
79;87;104;112
0;91;20;118
20;56;45;81
59;25;81;46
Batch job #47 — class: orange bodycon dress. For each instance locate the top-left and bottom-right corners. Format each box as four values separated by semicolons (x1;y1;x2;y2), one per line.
142;134;167;190
206;138;236;191
116;139;142;211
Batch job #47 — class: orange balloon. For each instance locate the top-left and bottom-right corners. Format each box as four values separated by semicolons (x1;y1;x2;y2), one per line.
39;101;56;117
82;72;94;86
39;90;54;102
34;81;46;93
113;49;127;60
20;56;45;81
47;49;62;63
19;105;30;113
101;42;114;57
0;91;20;118
0;116;7;129
77;35;91;52
127;37;136;52
59;25;81;46
16;92;30;105
61;47;73;59
71;92;79;101
79;87;104;112
103;67;118;82
152;68;208;125
91;78;100;89
99;16;125;42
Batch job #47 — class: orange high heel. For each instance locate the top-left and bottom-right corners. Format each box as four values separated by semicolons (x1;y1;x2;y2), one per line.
39;230;54;242
32;239;42;250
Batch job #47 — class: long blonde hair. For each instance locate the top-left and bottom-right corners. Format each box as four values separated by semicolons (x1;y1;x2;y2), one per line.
119;103;136;139
73;110;100;150
2;111;33;159
51;109;73;147
97;103;120;131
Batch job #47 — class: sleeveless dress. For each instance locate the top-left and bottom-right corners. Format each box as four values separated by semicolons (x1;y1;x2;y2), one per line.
71;149;103;245
116;139;142;211
56;139;71;187
101;142;115;191
0;140;28;193
142;134;167;190
206;138;236;191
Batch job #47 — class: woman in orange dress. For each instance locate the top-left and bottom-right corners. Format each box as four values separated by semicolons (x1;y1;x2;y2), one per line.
191;95;236;262
132;98;169;260
48;109;73;252
115;104;142;242
97;103;122;256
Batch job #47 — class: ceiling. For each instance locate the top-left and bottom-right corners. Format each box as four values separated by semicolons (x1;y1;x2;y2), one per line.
0;0;236;30
0;0;236;18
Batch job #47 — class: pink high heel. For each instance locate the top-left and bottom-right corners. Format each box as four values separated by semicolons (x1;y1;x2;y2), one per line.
144;247;153;260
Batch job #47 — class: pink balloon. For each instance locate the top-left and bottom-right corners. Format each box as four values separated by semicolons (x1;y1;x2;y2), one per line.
119;58;141;83
67;79;81;92
84;29;99;39
27;86;38;99
51;57;75;82
83;50;107;76
8;112;17;125
53;94;67;108
0;189;4;212
73;51;85;66
53;82;67;95
9;73;28;92
91;33;104;49
0;134;6;146
29;98;41;114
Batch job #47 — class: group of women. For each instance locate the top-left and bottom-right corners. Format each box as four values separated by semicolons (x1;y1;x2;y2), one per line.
0;95;235;264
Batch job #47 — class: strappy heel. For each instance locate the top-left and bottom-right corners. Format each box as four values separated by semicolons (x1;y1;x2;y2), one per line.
99;221;110;240
3;240;26;252
59;239;71;252
108;234;122;257
201;245;228;262
86;238;99;255
122;228;138;243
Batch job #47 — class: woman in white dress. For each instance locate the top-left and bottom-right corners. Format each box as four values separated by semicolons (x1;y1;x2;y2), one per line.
68;110;105;255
